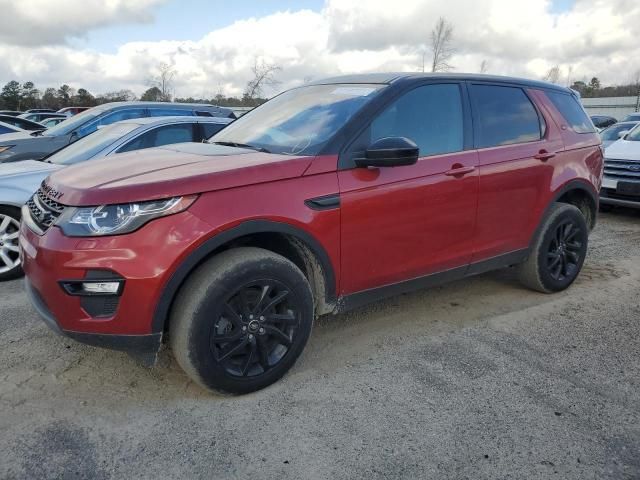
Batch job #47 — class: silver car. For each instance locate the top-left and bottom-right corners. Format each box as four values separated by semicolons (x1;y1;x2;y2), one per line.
0;115;232;280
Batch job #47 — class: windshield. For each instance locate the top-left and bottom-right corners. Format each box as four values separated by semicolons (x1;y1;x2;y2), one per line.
626;124;640;142
48;122;140;165
210;84;385;155
44;106;104;136
601;123;638;141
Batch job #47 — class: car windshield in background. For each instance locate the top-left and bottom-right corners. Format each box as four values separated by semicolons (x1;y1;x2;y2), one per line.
626;124;640;142
48;122;140;165
210;84;386;155
601;124;637;141
43;107;103;136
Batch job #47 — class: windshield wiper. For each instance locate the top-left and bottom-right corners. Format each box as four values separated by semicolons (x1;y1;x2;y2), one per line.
211;141;271;154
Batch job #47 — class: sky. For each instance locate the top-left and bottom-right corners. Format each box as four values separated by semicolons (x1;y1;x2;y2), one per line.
0;0;638;99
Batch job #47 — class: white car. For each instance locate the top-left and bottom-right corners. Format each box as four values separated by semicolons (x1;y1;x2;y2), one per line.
601;123;640;209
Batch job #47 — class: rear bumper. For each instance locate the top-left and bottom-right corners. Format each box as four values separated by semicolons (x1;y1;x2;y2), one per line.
26;278;162;364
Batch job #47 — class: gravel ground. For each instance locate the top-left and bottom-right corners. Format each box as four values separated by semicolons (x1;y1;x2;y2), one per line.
1;211;639;480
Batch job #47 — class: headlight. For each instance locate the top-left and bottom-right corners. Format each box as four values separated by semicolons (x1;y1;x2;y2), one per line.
0;145;14;154
56;195;197;237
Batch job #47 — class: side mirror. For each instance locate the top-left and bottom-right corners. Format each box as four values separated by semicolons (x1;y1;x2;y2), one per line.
69;131;79;143
355;137;419;168
618;130;629;139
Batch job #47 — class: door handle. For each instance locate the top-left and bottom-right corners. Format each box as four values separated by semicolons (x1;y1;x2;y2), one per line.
534;150;556;161
445;165;476;177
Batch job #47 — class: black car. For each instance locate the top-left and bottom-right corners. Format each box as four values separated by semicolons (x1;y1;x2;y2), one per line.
0;114;45;131
590;115;617;129
0;102;236;162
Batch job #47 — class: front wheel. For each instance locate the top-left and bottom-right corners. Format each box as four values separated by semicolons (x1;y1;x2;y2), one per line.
518;203;589;293
170;247;314;395
0;206;23;282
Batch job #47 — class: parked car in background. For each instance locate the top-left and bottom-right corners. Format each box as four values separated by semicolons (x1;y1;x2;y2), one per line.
0;122;22;134
0;115;231;280
24;108;56;114
18;112;67;123
0;102;235;163
600;121;640;148
0;110;23;117
590;115;617;130
57;106;91;116
40;117;66;128
600;123;640;209
20;73;602;394
623;113;640;122
0;114;45;132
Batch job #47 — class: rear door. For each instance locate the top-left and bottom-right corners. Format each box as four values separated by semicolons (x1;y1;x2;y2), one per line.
468;83;564;261
338;82;479;294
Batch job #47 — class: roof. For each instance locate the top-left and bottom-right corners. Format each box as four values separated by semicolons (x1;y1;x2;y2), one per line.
310;72;571;92
91;101;229;111
114;115;234;127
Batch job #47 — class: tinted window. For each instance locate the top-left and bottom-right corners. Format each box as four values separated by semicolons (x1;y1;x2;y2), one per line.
117;123;195;153
470;85;542;148
0;125;13;134
366;84;464;156
202;122;226;138
76;109;147;138
149;108;193;117
547;91;595;133
196;111;213;117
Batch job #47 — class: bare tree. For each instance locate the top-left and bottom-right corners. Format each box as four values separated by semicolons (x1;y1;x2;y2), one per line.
543;65;561;84
565;65;573;87
244;57;282;100
429;17;455;73
148;62;176;101
479;59;489;74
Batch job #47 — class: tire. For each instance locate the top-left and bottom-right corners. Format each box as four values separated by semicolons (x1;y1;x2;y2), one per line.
518;203;588;293
170;247;314;395
0;206;23;282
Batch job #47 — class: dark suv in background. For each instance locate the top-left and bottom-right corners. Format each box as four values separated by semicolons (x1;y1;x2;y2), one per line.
0;102;235;163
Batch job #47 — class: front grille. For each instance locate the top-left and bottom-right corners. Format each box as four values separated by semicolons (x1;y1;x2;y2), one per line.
25;187;66;235
604;158;640;181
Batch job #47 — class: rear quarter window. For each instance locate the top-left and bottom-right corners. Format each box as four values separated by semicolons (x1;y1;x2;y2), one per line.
546;91;595;134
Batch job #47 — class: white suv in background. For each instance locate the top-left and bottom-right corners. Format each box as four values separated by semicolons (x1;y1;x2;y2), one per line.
600;123;640;209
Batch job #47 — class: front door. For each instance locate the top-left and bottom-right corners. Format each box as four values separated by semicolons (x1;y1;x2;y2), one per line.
338;83;479;295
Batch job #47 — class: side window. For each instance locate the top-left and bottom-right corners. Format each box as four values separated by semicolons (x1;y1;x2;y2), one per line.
365;83;464;157
117;123;196;153
0;125;12;134
546;91;595;134
149;109;193;117
76;108;146;138
202;122;226;138
470;85;542;148
196;111;213;117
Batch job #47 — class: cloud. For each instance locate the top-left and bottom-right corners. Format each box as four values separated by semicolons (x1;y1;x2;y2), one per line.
0;0;166;46
0;0;638;98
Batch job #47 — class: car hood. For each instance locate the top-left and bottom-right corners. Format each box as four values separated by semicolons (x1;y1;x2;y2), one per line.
604;139;640;161
45;143;316;206
0;159;61;177
0;131;35;143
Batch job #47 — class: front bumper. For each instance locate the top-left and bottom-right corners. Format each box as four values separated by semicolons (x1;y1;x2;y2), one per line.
600;178;640;209
26;278;162;364
20;207;215;355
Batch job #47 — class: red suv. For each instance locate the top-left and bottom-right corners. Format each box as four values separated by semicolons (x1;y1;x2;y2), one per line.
20;74;603;394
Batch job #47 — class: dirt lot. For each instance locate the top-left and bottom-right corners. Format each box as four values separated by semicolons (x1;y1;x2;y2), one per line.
1;211;639;479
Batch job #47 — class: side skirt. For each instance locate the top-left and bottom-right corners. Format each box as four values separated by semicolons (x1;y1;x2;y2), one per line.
335;248;529;314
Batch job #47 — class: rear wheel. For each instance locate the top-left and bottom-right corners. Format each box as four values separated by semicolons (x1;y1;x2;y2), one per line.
0;206;22;281
170;247;314;395
518;203;588;293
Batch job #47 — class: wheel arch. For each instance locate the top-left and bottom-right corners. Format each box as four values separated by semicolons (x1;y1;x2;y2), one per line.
152;220;337;334
531;179;598;248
